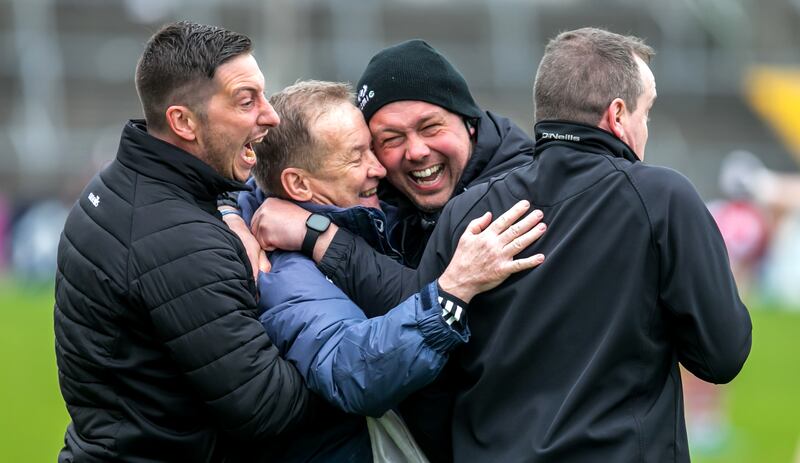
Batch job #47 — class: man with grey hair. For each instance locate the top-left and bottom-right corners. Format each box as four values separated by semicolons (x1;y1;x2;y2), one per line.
258;28;752;461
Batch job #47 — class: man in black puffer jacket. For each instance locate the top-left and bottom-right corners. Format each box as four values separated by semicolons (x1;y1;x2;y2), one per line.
352;40;534;268
54;21;316;462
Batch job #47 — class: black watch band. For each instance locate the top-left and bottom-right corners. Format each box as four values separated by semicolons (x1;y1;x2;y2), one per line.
301;214;331;257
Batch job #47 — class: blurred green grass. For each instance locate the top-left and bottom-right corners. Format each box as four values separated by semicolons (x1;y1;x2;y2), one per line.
0;280;69;462
0;279;798;462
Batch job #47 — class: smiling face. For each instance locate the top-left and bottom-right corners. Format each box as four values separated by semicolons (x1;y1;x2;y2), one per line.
194;53;280;181
306;102;386;209
369;100;473;212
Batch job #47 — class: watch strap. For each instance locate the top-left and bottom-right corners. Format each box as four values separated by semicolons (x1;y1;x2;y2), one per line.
301;227;321;257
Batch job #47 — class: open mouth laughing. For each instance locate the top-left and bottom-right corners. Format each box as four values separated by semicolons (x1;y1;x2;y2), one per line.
359;187;378;198
242;136;265;164
409;164;443;185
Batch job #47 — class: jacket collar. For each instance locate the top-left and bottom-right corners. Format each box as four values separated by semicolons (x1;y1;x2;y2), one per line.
455;110;535;192
116;120;250;202
299;201;401;257
533;120;640;164
237;178;403;261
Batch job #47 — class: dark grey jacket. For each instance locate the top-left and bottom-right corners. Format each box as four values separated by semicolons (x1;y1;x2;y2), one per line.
318;121;752;462
55;120;312;462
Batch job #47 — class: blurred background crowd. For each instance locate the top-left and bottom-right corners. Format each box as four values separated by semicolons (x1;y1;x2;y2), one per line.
0;0;798;461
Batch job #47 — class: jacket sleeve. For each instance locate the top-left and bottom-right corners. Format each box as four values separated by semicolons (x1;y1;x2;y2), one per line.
318;228;424;317
131;222;311;440
259;251;468;417
642;168;752;384
237;178;266;221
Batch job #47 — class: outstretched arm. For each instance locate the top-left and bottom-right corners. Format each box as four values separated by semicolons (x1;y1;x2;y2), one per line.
258;251;466;417
251;197;546;315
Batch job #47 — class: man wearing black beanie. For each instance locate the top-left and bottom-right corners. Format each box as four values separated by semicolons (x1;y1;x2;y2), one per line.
244;39;538;461
352;39;534;267
249;39;534;268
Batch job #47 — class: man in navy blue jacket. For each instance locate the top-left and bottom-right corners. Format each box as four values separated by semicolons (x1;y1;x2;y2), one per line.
231;80;546;461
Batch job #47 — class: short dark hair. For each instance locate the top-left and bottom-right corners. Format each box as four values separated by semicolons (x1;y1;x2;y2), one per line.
534;27;655;125
253;81;354;197
135;21;252;132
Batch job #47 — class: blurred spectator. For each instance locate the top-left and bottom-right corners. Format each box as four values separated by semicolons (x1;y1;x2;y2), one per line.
682;368;731;456
10;199;69;284
761;213;800;307
720;150;800;213
719;150;800;308
707;199;770;296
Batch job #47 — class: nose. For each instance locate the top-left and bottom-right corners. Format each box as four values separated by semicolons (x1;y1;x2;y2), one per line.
258;97;281;128
404;133;430;162
367;150;387;179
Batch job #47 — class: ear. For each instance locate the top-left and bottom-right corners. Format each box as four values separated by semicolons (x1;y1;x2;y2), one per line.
281;168;314;202
599;98;627;141
165;105;199;142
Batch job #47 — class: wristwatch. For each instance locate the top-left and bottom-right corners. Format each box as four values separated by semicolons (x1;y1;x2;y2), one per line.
301;213;331;257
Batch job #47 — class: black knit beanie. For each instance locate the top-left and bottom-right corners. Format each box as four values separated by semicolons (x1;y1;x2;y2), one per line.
355;39;482;124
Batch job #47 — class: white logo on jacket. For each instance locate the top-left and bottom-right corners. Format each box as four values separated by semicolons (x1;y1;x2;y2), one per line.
88;192;100;207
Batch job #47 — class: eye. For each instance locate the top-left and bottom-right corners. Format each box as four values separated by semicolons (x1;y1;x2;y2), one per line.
241;100;254;108
381;136;402;148
421;124;440;135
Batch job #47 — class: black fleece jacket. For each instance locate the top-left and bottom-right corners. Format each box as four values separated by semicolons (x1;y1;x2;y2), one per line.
318;121;752;462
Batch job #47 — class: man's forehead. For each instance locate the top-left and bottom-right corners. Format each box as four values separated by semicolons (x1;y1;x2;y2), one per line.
317;105;369;149
214;54;265;93
370;101;451;131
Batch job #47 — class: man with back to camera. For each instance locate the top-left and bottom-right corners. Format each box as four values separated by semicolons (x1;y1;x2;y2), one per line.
251;28;753;462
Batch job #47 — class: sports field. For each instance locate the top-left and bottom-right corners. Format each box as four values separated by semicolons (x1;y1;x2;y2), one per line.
1;280;798;462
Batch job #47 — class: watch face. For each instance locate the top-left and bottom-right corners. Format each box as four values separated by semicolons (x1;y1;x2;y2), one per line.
306;214;332;232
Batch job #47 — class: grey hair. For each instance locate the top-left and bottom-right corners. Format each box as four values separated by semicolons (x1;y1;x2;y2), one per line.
533;27;654;125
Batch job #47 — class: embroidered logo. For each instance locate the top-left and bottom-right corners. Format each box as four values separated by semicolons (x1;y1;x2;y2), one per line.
88;192;100;207
357;84;375;110
540;132;581;142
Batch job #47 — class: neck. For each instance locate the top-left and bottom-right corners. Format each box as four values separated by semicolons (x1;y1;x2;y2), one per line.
149;127;202;159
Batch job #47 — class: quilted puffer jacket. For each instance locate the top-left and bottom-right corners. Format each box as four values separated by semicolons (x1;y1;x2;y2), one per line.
54;120;312;462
